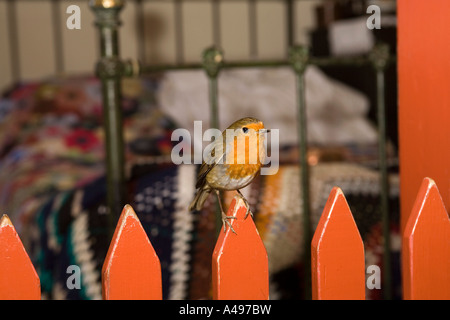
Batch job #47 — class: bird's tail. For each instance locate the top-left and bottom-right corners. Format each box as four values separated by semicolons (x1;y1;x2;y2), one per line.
189;187;211;212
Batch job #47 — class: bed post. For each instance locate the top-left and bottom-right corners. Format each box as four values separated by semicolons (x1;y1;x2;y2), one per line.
369;43;392;300
89;0;138;237
202;46;224;234
289;45;312;299
202;46;224;130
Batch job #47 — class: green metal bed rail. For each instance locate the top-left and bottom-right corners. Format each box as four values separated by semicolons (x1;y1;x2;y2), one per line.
89;0;395;299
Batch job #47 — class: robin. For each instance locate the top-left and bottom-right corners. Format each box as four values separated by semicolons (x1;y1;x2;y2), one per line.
189;117;269;233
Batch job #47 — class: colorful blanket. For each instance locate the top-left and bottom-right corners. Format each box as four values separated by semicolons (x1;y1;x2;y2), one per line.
0;75;176;234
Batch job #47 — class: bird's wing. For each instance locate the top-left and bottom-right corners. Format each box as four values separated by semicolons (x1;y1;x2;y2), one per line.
195;137;226;189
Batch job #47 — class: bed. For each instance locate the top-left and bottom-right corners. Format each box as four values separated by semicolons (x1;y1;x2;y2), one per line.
0;0;399;300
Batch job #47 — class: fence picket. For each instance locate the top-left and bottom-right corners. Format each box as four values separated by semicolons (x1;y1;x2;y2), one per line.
311;187;365;300
0;214;41;300
402;178;450;299
0;179;448;300
102;205;162;300
212;196;269;300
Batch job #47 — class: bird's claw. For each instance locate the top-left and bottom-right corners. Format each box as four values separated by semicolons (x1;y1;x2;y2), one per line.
216;190;253;234
221;213;237;234
237;191;253;219
244;203;253;220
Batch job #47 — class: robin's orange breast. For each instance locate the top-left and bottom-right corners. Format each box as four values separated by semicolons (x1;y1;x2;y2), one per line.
225;163;261;180
223;135;263;180
206;163;260;190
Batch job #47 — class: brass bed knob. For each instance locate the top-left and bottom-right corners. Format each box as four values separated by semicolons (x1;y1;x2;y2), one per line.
89;0;125;9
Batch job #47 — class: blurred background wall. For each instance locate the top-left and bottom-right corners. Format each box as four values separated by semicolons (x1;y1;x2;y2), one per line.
0;0;319;91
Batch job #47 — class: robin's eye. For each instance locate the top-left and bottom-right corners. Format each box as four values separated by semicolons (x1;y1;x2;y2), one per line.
242;127;249;133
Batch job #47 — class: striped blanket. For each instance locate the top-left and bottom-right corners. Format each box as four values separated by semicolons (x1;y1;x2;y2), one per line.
32;162;400;300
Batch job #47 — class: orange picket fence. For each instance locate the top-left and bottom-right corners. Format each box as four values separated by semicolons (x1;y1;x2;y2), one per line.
311;187;366;300
0;177;449;300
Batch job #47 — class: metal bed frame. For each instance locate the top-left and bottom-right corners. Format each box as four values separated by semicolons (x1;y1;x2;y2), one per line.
3;0;396;299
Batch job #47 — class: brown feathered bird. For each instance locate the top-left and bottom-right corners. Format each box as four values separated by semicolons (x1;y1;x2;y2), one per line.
189;117;268;233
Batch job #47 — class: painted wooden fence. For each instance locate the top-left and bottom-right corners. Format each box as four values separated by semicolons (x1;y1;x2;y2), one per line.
402;178;450;299
0;177;449;300
0;215;40;300
102;205;162;300
311;187;366;300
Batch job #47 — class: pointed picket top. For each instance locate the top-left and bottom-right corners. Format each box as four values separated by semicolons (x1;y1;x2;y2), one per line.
311;187;365;300
402;178;450;300
0;214;41;299
212;196;269;300
102;205;162;300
